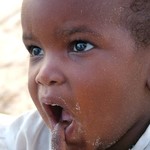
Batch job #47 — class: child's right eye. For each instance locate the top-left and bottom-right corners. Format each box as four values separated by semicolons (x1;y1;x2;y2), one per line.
28;46;44;57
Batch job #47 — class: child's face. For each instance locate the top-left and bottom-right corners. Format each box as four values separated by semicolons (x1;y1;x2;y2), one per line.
22;0;150;149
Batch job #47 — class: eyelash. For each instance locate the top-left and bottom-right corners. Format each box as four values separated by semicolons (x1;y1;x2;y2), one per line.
26;40;95;57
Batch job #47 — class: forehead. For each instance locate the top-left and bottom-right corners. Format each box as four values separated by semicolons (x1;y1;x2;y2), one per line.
22;0;129;23
21;0;132;42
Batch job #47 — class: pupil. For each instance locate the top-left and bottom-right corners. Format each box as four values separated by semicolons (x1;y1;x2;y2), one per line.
76;42;86;51
33;48;40;55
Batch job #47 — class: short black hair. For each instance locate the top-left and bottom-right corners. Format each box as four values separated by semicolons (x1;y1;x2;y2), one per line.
124;0;150;47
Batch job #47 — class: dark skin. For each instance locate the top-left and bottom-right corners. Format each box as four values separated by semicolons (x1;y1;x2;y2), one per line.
21;0;150;149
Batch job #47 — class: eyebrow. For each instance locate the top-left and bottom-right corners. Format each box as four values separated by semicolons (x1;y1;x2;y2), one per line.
56;25;99;37
23;26;100;41
23;33;34;41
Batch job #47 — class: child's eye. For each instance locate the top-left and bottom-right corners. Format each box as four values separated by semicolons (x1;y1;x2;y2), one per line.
72;41;94;52
28;46;44;56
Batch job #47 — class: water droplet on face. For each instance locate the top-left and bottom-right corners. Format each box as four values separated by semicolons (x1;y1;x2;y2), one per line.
75;102;80;111
93;137;102;147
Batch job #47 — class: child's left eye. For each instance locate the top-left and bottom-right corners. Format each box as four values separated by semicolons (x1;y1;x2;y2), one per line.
72;41;94;52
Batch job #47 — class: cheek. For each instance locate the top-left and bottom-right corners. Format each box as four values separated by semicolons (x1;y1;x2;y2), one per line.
71;65;142;147
28;68;41;109
28;68;52;129
75;81;123;143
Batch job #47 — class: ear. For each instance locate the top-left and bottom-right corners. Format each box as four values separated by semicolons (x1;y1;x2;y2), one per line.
146;46;150;90
147;78;150;90
147;66;150;90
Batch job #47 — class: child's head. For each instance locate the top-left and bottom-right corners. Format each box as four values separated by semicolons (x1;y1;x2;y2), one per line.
21;0;150;149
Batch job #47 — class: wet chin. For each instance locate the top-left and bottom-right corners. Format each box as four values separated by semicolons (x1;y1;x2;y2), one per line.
80;131;118;150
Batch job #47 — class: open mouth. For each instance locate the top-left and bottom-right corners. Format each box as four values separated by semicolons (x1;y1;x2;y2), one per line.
43;103;73;127
50;105;63;123
43;102;81;145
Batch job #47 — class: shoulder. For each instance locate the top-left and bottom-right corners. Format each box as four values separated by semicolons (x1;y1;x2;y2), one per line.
0;110;50;150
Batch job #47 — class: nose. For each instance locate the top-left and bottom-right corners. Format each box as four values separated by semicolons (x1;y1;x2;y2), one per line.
35;56;66;86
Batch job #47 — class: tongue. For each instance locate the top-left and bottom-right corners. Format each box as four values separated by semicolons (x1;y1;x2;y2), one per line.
51;122;67;150
61;110;73;123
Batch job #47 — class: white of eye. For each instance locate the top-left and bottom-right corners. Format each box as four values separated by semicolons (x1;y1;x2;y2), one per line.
73;42;94;52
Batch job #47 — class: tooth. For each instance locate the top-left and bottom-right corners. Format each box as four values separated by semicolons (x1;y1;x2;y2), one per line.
51;104;59;106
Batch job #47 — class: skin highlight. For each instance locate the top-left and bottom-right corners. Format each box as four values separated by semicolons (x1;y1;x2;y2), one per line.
21;0;150;149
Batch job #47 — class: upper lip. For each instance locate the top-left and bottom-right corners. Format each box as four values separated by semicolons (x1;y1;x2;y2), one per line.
40;95;73;129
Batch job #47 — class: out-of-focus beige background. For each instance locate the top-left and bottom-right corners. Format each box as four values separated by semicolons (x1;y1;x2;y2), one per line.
0;0;35;116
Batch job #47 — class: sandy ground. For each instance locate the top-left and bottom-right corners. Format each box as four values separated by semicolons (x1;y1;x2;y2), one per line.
0;0;35;116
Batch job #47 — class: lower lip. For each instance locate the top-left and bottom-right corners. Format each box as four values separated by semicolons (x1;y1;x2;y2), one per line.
65;120;77;143
50;120;84;147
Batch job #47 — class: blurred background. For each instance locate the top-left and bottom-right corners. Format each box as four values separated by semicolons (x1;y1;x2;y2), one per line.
0;0;35;117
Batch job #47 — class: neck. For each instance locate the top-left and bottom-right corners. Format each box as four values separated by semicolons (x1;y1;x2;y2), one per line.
108;117;150;150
